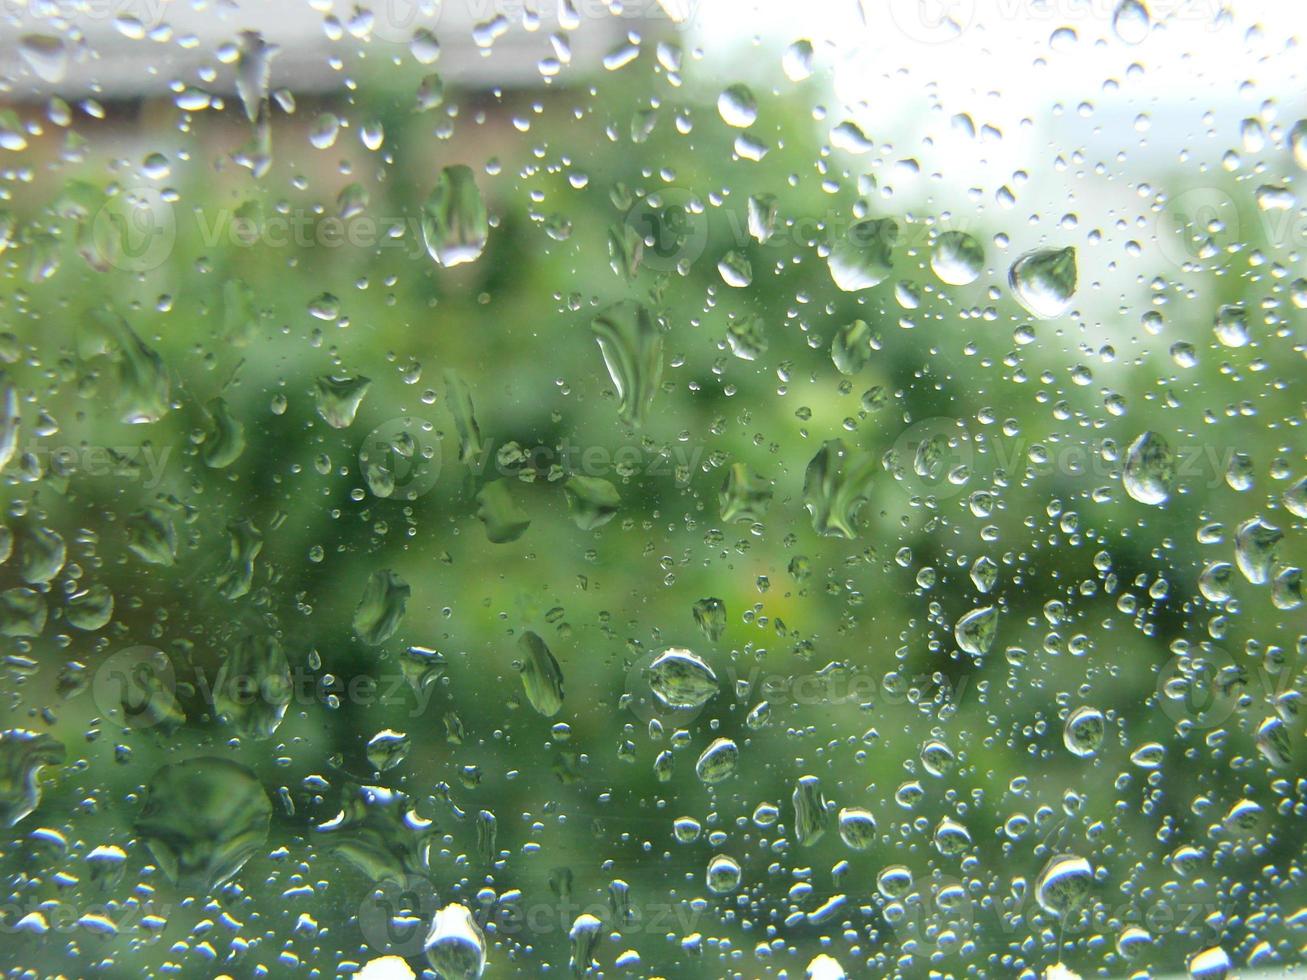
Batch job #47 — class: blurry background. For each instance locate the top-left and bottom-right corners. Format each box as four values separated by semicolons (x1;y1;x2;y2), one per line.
0;0;1305;978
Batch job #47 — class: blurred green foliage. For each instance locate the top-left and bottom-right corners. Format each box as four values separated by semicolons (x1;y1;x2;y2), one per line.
0;39;1303;980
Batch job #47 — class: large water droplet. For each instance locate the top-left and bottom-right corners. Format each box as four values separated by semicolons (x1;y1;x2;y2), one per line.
930;231;985;285
828;219;897;291
717;84;757;127
214;634;292;739
315;374;372;429
955;605;999;655
424;903;487;979
1122;430;1174;505
592;300;664;429
517;631;565;716
0;730;64;827
353;569;410;645
1008;247;1077;318
421;165;488;267
793;774;831;845
1112;0;1151;44
18;35;69;84
1035;854;1093;916
1234;517;1282;584
1063;706;1105;757
134;757;271;891
695;737;739;783
647;648;718;709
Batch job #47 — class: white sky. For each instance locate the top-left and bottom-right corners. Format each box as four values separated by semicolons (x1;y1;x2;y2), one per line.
685;0;1307;180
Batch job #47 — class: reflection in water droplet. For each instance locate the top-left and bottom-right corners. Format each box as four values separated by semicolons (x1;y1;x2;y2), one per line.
592;300;664;429
0;730;64;827
1234;517;1282;584
706;853;742;893
1122;431;1174;505
517;630;565;716
18;35;69;84
648;648;717;709
803;440;877;538
421;165;489;267
353;569;410;645
717;84;758;128
930;231;985;285
955;605;999;656
793;774;830;845
695;737;739;783
782;39;814;81
1008;247;1077;318
828;219;897;291
134;757;272;891
563;475;620;530
315;374;371;429
425;903;487;979
1035;854;1093;916
1112;0;1151;45
1063;706;1105;757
